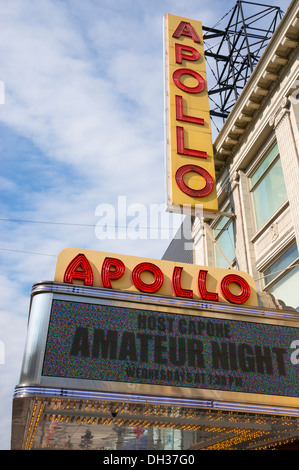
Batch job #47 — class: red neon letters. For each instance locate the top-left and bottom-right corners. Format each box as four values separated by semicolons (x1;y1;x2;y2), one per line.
172;266;193;298
63;254;251;305
175;164;214;198
175;95;204;126
172;21;214;199
63;253;94;286
198;270;219;302
132;262;164;293
101;257;125;288
172;68;205;94
172;21;201;43
220;274;251;305
176;126;207;158
175;44;200;64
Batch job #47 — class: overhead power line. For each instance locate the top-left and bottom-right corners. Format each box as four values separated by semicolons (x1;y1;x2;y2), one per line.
0;217;184;231
0;247;57;257
0;217;95;227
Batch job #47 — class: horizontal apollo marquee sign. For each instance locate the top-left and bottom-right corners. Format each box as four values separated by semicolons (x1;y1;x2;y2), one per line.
42;297;299;399
54;248;258;306
164;14;218;213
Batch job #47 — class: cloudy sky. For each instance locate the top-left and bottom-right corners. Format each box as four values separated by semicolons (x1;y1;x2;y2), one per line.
0;0;291;449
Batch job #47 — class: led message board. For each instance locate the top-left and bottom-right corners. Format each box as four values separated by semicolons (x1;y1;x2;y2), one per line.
164;14;217;213
42;298;299;399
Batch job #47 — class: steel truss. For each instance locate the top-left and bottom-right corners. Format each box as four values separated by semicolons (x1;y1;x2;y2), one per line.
203;1;283;124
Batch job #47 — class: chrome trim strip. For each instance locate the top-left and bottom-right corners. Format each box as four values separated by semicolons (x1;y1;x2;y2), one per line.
13;385;299;417
31;282;299;321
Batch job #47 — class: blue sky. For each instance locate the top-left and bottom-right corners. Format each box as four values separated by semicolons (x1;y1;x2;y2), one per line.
0;0;291;449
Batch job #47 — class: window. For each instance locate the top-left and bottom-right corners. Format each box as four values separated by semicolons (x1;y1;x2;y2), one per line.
263;244;299;311
213;207;236;269
251;144;287;230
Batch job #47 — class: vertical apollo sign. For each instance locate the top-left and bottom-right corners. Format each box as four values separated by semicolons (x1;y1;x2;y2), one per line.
165;14;218;213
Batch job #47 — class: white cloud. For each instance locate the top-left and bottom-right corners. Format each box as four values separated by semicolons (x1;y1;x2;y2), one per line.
0;1;164;185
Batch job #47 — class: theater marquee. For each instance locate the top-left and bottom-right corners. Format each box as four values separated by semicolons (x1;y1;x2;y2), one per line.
13;246;299;447
164;14;217;213
17;281;299;413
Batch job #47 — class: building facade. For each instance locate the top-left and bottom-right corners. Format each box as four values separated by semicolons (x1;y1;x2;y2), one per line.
190;0;299;312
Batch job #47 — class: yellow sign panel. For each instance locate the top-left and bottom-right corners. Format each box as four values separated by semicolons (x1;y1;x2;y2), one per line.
54;248;258;306
165;14;218;213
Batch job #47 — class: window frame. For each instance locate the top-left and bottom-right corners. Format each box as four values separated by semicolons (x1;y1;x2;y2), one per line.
262;242;299;310
212;205;237;269
263;243;299;289
249;142;288;231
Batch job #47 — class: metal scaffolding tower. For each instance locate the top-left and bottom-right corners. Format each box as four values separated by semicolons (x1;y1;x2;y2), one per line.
203;1;284;126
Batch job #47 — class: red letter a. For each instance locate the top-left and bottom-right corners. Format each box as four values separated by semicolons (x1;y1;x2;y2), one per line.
63;253;94;285
172;21;201;43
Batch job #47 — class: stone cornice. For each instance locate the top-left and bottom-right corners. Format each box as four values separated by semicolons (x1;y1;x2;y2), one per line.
269;97;290;128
